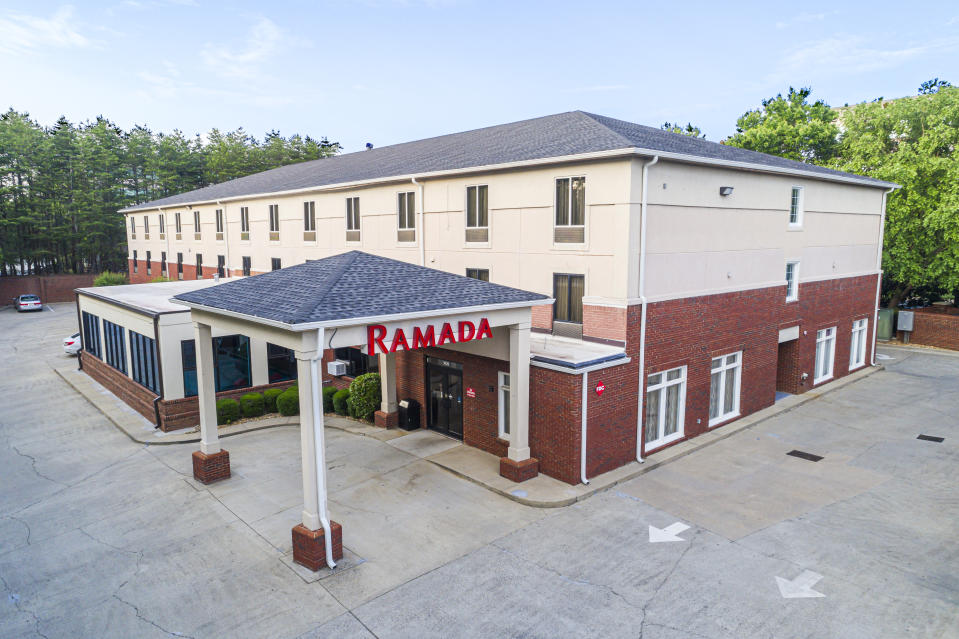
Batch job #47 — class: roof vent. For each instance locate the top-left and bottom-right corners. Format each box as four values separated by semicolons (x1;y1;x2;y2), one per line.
366;142;374;150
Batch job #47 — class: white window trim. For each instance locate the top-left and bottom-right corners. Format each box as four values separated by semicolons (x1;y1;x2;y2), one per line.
268;204;280;238
239;207;250;236
193;210;201;235
396;190;417;244
303;201;316;233
708;351;742;427
346;196;361;242
645;366;687;451
814;327;837;384
465;184;491;247
788;186;804;229
552;175;588;250
785;260;800;302
497;371;510;440
849;318;869;371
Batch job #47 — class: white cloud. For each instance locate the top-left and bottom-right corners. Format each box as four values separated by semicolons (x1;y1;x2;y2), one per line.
771;34;959;79
0;5;90;55
775;11;836;30
200;17;286;78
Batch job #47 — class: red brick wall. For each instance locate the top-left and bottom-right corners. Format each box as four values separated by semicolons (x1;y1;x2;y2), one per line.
80;351;158;422
0;273;96;304
129;259;219;284
898;308;959;350
531;304;553;332
158;379;296;431
583;304;627;343
529;366;582;483
776;339;801;394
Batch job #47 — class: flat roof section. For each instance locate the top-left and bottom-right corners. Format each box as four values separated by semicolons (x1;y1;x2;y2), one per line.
76;278;240;316
531;333;628;371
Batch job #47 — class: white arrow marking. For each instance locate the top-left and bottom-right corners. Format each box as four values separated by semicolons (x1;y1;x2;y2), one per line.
876;353;895;361
775;570;826;598
648;522;690;543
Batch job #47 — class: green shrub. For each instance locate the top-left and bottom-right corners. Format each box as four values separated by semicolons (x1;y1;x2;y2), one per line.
240;392;265;418
263;388;284;413
93;271;128;287
150;276;172;283
332;389;350;416
277;388;299;416
216;398;240;425
322;385;338;413
347;373;381;423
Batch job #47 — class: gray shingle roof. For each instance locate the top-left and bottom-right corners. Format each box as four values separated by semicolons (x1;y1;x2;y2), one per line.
172;251;549;326
122;111;893;212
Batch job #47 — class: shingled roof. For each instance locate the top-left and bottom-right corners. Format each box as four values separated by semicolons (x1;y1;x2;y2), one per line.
122;111;894;212
172;251;549;327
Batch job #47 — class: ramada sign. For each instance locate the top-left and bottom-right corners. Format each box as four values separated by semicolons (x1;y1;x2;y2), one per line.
368;318;494;356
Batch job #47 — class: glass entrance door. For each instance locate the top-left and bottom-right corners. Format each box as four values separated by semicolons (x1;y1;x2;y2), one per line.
427;357;463;439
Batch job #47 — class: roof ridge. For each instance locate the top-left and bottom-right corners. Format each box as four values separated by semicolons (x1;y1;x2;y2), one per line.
575;111;637;147
289;250;363;323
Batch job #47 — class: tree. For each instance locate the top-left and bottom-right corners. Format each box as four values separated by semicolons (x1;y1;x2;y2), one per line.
725;87;839;163
661;122;705;138
919;78;951;95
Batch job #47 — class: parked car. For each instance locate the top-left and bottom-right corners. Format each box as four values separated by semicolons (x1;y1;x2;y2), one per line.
64;332;82;355
14;294;43;312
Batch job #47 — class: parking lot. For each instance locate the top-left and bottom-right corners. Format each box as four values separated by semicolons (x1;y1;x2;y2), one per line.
1;303;957;638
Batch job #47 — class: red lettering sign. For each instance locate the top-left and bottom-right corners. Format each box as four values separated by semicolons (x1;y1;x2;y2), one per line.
367;317;494;355
368;325;387;356
412;325;436;349
595;382;606;396
466;387;476;398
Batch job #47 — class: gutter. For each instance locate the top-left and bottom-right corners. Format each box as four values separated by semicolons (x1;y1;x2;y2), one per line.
310;327;336;569
635;155;659;464
411;177;425;266
152;313;166;428
74;292;83;371
871;187;895;366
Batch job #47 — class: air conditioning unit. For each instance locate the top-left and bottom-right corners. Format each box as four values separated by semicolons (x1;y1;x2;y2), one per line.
327;360;347;376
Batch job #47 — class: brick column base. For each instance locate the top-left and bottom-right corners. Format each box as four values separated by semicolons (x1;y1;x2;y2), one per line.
499;457;540;482
292;522;344;571
374;410;399;429
192;450;231;484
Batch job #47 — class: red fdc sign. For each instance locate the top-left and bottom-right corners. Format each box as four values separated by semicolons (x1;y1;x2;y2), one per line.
595;381;606;396
368;318;494;356
466;387;476;398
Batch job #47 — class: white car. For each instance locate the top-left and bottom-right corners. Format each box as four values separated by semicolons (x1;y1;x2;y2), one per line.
64;332;82;355
14;294;43;312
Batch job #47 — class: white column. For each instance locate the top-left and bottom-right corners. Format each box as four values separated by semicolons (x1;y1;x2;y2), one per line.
194;321;220;455
296;351;321;530
508;322;531;462
379;351;398;413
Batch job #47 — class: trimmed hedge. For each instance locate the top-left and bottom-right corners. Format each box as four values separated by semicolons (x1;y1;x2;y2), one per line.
240;392;265;418
332;389;350;416
277;387;299;416
216;398;240;425
322;385;338;413
347;373;381;423
263;388;284;413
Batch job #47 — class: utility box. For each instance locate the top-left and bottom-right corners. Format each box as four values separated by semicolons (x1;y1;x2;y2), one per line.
398;399;420;431
877;308;895;340
898;310;915;332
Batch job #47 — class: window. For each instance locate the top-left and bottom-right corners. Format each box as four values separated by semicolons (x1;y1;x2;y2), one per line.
815;327;836;383
129;331;159;393
82;311;101;358
397;191;415;241
333;347;379;378
466;268;489;281
240;206;250;240
217;255;225;278
555;176;586;243
789;186;804;227
850;319;868;370
267;343;297;383
553;274;585;324
175;212;182;234
159;214;165;239
645;366;686;450
176;252;183;279
466;185;489;242
181;340;197;397
785;261;799;301
103;320;127;374
130;217;136;238
215;208;224;239
146;250;152;276
269;204;280;240
196;254;203;279
193;210;200;234
271;258;281;271
709;352;741;426
182;335;252;397
242;256;251;277
346;197;360;241
143;215;150;238
132;250;138;273
304;201;316;231
160;251;167;276
498;371;510;439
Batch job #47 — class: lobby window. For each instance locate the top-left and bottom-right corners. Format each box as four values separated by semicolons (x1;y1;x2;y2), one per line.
175;212;182;236
193;210;201;237
271;257;281;271
242;256;251;277
181;335;252;397
789;186;804;227
130;217;136;239
269;204;280;241
129;330;159;393
498;371;510;439
397;191;415;242
158;214;165;239
132;250;138;273
466;185;489;243
785;261;799;301
160;251;167;277
814;327;836;383
146;250;152;276
215;208;224;240
333;347;379;378
709;352;741;426
82;311;101;358
303;201;316;241
346;197;360;242
103;319;127;375
466;268;489;282
176;252;183;279
850;319;869;370
554;176;585;243
196;254;203;279
240;206;250;240
645;366;686;450
217;255;225;278
267;343;297;383
553;274;584;324
143;215;150;239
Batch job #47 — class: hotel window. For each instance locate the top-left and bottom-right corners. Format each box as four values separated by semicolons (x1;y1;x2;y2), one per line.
143;215;150;239
103;319;127;375
240;206;250;240
176;252;183;279
160;251;167;277
466;268;489;282
346;197;360;242
196;254;203;279
789;186;804;227
333;347;379;378
81;311;101;358
181;335;252;396
193;210;201;238
645;366;686;450
785;261;799;301
158;214;165;239
175;212;182;238
217;255;225;278
466;185;489;243
271;257;281;271
554;176;586;243
709;352;741;426
397;191;415;242
130;217;136;239
146;250;152;276
498;371;510;439
267;343;297;383
269;204;280;241
129;331;159;393
553;273;585;326
242;256;251;277
814;327;836;383
215;208;224;240
132;250;138;273
303;201;316;241
850;319;868;370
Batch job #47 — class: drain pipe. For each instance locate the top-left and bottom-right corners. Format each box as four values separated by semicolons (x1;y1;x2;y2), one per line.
871;187;894;367
580;370;590;484
635;155;659;464
411;177;425;266
310;327;336;569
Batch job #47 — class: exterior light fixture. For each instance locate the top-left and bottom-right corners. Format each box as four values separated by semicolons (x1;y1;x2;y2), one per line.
719;186;734;196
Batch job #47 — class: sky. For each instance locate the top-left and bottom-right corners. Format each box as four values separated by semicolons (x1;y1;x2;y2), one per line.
1;1;957;153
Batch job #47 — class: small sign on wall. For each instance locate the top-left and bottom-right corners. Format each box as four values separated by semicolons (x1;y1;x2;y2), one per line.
595;382;606;396
466;387;476;398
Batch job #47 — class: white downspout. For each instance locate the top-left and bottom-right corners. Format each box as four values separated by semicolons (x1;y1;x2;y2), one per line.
412;177;425;266
635;155;659;464
580;370;590;484
871;187;894;366
310;327;336;569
